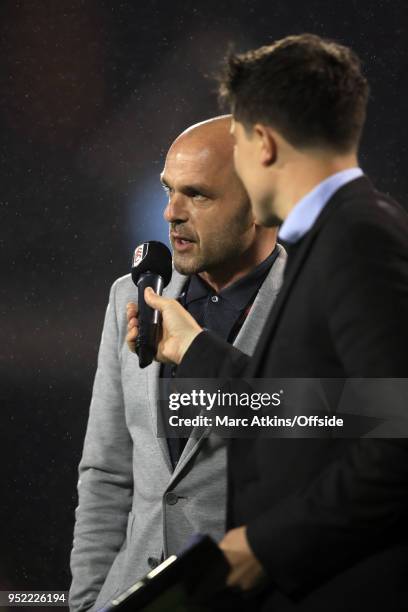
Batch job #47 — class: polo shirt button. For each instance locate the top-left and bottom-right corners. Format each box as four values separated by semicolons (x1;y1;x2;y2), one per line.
165;492;178;505
147;556;160;569
211;295;219;303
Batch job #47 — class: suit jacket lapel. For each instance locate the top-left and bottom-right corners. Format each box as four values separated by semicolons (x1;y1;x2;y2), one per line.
234;243;287;354
147;269;187;473
169;245;287;485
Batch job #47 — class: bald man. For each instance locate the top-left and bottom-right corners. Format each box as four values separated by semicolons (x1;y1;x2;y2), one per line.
69;116;286;612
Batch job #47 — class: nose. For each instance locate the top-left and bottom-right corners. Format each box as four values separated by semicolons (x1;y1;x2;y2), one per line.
163;193;188;224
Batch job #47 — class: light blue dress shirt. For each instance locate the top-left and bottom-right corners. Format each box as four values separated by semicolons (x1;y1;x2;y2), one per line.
278;167;363;244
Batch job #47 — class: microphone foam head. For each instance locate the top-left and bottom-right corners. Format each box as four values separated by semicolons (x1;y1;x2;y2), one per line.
131;241;173;287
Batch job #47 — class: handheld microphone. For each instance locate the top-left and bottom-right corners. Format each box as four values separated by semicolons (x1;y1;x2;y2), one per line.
131;241;172;368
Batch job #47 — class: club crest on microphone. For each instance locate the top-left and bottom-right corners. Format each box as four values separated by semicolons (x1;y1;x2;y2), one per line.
133;243;148;268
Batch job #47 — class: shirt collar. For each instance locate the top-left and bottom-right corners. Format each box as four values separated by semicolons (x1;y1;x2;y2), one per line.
183;246;279;311
278;167;363;244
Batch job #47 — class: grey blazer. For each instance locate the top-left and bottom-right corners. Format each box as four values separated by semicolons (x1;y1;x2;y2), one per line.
69;245;286;612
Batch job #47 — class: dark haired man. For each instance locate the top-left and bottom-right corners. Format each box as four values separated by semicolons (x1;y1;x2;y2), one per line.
136;35;408;610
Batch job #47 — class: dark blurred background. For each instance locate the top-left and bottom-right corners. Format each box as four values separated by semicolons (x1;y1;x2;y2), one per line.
1;0;407;602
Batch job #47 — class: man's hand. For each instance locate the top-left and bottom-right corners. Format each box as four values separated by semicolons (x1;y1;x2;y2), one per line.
126;288;203;364
219;526;265;591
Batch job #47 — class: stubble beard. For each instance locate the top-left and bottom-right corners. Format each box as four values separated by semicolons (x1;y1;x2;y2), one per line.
172;231;247;277
172;245;205;276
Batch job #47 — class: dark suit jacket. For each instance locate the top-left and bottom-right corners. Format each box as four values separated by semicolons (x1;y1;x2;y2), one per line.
178;177;408;610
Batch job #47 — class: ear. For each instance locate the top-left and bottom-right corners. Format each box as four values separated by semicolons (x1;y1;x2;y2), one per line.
254;124;277;166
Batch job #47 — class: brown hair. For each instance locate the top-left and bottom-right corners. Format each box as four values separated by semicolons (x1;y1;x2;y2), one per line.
219;33;369;152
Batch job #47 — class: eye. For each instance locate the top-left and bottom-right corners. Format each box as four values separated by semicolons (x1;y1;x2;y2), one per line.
192;193;207;202
162;184;173;196
185;188;209;202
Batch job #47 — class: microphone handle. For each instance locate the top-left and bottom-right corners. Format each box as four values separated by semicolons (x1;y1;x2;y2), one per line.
136;272;164;368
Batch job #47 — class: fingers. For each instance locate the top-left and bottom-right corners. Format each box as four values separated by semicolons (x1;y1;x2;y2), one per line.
126;303;138;335
126;301;138;321
144;286;166;310
126;302;139;353
218;527;264;591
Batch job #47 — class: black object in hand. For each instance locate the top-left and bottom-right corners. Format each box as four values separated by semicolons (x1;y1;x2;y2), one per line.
97;534;230;612
131;241;172;368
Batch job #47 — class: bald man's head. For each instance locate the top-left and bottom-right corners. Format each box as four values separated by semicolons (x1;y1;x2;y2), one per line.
161;116;277;285
165;116;241;202
170;115;234;159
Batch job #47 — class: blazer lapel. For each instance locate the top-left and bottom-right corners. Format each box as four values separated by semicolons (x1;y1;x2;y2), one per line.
168;245;287;485
234;243;286;354
147;269;187;472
